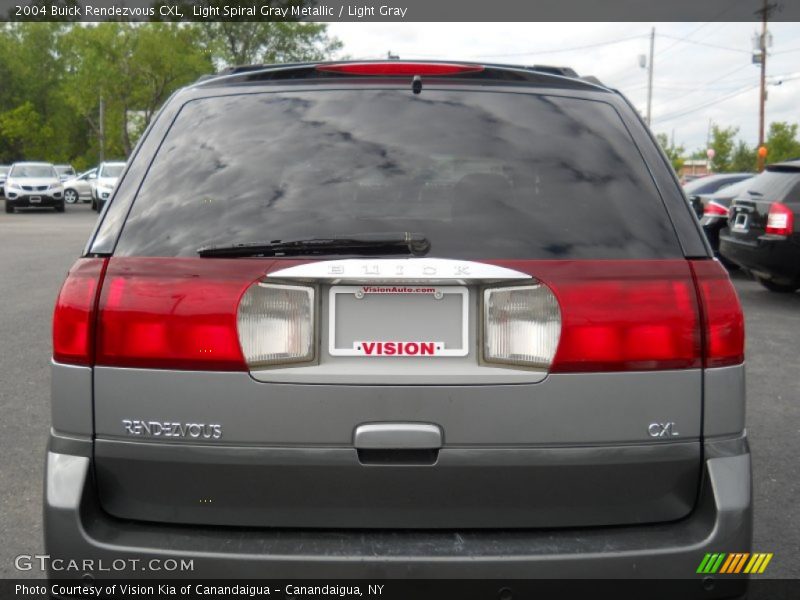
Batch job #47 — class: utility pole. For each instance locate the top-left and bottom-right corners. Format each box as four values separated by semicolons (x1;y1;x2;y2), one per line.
646;27;655;127
98;95;105;162
755;0;777;171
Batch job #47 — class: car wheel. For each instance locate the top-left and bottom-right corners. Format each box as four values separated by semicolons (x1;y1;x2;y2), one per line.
4;202;13;214
64;189;79;204
91;199;97;211
756;276;800;293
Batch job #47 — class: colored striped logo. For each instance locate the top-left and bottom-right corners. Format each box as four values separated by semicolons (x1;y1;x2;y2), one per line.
697;553;773;574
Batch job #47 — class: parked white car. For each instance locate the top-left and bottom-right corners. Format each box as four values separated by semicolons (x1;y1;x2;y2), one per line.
63;168;97;204
4;162;64;213
91;161;126;212
54;164;77;183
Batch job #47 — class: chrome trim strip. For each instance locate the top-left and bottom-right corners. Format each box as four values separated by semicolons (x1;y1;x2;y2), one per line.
267;258;532;283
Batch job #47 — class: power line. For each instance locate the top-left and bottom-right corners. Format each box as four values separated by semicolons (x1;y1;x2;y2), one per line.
473;34;647;59
654;22;714;58
654;1;743;58
652;83;760;124
656;34;751;54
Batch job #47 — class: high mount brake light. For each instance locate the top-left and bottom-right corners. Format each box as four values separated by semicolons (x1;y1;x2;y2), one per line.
316;62;485;76
765;202;794;236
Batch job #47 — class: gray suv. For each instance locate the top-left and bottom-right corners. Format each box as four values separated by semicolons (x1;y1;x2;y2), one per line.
46;62;749;591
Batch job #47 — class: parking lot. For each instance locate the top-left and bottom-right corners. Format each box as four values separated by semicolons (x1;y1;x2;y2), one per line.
0;200;797;578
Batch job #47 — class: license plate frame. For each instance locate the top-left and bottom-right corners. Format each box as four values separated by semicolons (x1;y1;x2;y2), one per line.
29;196;42;203
328;285;469;357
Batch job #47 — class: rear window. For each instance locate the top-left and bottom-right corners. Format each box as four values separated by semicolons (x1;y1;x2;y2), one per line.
736;169;800;203
115;90;682;259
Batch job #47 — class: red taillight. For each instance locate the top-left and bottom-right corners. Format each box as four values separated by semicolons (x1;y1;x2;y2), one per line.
765;202;794;236
53;258;108;365
95;258;267;371
532;261;702;373
690;260;745;368
316;62;485;76
704;201;729;217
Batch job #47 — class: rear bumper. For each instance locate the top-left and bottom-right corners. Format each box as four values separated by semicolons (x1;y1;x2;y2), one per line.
43;435;751;588
720;232;800;281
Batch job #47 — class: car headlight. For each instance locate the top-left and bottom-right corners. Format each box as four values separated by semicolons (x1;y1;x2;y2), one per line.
6;181;19;190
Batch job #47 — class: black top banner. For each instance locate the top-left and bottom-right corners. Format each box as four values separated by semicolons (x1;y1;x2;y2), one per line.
1;0;799;22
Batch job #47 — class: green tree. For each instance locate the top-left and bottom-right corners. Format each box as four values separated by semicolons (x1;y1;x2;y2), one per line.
655;133;685;173
0;21;341;164
197;22;342;67
708;125;738;172
730;140;757;173
764;121;800;164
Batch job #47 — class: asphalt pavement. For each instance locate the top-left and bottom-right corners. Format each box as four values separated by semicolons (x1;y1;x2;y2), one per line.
0;201;797;578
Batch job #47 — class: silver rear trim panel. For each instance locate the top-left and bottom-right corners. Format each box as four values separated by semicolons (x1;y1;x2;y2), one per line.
51;361;93;436
704;363;746;438
94;367;701;446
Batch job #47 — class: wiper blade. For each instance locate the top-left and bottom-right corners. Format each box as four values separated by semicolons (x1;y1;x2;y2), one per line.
197;233;431;258
747;190;763;196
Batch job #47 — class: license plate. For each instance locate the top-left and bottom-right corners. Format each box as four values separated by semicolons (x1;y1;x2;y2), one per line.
328;285;468;357
732;213;749;232
30;196;41;203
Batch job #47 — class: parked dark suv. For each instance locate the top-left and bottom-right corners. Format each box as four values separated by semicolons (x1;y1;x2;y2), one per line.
46;62;748;591
720;160;800;292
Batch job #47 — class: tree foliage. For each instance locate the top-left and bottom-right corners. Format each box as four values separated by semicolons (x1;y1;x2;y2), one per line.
765;122;800;164
655;133;685;173
0;22;341;166
708;125;738;173
685;121;800;174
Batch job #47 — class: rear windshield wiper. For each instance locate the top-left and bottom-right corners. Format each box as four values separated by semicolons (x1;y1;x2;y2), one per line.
746;190;763;196
197;233;431;258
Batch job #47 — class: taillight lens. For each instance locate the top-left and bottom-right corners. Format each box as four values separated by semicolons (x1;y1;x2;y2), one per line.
704;201;729;217
765;202;794;236
506;261;704;373
483;284;561;369
237;282;315;367
316;62;485;76
52;258;107;365
690;260;745;368
96;259;265;371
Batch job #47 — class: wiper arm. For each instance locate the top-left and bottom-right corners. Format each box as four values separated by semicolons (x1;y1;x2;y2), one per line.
197;232;431;258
